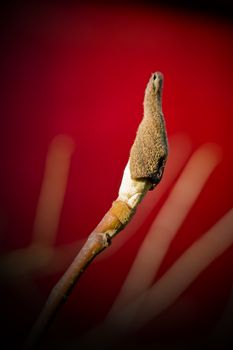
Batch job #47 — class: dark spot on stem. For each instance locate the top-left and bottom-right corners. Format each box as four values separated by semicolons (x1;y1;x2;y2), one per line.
106;233;112;246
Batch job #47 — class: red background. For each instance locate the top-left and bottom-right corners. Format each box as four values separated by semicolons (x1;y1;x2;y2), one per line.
1;2;233;348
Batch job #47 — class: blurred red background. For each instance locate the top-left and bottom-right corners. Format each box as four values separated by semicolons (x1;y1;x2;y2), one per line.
1;1;233;348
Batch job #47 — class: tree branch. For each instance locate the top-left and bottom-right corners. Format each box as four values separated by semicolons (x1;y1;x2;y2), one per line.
24;72;168;349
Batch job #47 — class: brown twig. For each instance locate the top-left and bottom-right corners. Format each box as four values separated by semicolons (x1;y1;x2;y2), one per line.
24;198;150;349
24;72;168;348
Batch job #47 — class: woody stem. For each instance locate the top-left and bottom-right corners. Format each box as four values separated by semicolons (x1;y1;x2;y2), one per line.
24;196;150;349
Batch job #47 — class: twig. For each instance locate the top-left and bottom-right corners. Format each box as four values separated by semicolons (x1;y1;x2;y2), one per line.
24;72;168;348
